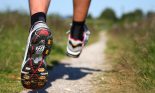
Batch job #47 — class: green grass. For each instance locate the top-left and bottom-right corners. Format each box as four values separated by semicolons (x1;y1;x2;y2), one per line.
100;15;155;93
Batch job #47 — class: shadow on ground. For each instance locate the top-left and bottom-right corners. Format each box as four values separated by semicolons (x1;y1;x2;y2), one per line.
28;60;101;93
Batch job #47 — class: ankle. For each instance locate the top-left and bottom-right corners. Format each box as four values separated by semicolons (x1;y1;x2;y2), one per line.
31;12;46;26
70;21;85;41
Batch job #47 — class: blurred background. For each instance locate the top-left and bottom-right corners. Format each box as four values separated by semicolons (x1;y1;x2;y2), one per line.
0;0;155;93
1;0;155;18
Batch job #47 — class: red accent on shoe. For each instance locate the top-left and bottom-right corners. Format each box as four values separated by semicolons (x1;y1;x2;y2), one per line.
37;29;49;36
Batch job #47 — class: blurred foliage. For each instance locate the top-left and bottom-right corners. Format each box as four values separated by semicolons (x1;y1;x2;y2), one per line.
87;14;93;19
104;11;155;93
99;8;118;22
98;8;145;26
120;9;144;23
147;11;155;18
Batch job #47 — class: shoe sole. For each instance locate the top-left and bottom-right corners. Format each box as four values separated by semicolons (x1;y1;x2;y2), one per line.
66;52;80;58
21;28;53;89
66;46;81;58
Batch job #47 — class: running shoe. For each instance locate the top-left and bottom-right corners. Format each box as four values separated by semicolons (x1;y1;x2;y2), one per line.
66;25;90;58
21;21;53;89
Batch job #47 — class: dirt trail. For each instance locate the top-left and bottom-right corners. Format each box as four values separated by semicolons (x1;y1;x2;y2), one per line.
22;32;108;93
